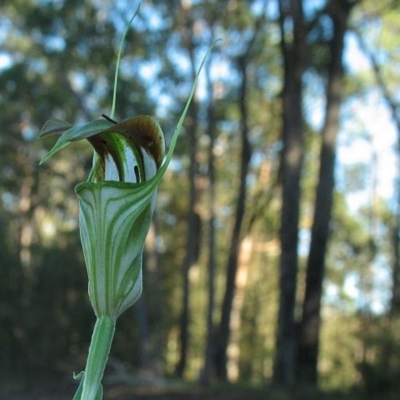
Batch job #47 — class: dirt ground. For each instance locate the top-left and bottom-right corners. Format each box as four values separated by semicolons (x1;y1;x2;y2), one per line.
4;378;399;400
5;382;269;400
104;384;270;400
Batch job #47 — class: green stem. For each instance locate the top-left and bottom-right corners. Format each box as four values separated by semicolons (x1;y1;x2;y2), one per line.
78;315;116;400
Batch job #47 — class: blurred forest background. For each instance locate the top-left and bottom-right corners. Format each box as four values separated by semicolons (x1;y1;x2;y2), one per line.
1;0;400;398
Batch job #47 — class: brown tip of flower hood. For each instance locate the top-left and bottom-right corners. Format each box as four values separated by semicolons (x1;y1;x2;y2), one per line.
100;116;165;168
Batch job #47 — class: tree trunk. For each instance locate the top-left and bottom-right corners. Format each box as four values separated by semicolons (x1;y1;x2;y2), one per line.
273;0;305;387
225;234;254;381
133;297;152;370
389;154;400;315
214;54;252;381
134;218;164;375
297;0;353;385
200;56;218;386
175;108;200;377
175;26;200;376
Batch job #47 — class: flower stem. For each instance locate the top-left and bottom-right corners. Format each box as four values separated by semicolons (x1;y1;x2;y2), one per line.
79;315;116;400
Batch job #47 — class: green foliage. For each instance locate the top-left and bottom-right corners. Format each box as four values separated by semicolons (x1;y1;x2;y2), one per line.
355;314;400;393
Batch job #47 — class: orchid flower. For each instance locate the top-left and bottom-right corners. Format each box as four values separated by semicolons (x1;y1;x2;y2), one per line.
38;8;218;399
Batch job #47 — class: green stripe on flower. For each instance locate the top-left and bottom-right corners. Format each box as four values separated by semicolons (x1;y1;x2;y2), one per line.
77;181;155;319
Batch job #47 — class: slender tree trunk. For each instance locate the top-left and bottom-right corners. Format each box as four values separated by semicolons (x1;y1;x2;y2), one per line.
390;236;400;314
225;234;253;381
200;57;218;386
175;108;200;377
134;218;164;375
212;7;267;380
297;0;353;385
214;54;252;381
175;23;200;376
391;177;400;315
389;113;400;313
273;0;305;387
133;297;152;370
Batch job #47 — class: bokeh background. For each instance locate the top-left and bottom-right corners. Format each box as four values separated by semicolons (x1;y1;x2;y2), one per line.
1;0;400;398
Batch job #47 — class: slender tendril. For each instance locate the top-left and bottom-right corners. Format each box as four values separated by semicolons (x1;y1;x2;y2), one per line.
110;4;141;119
160;39;222;175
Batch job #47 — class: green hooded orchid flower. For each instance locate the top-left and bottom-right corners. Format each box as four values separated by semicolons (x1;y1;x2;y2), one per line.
38;8;219;399
41;116;165;320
